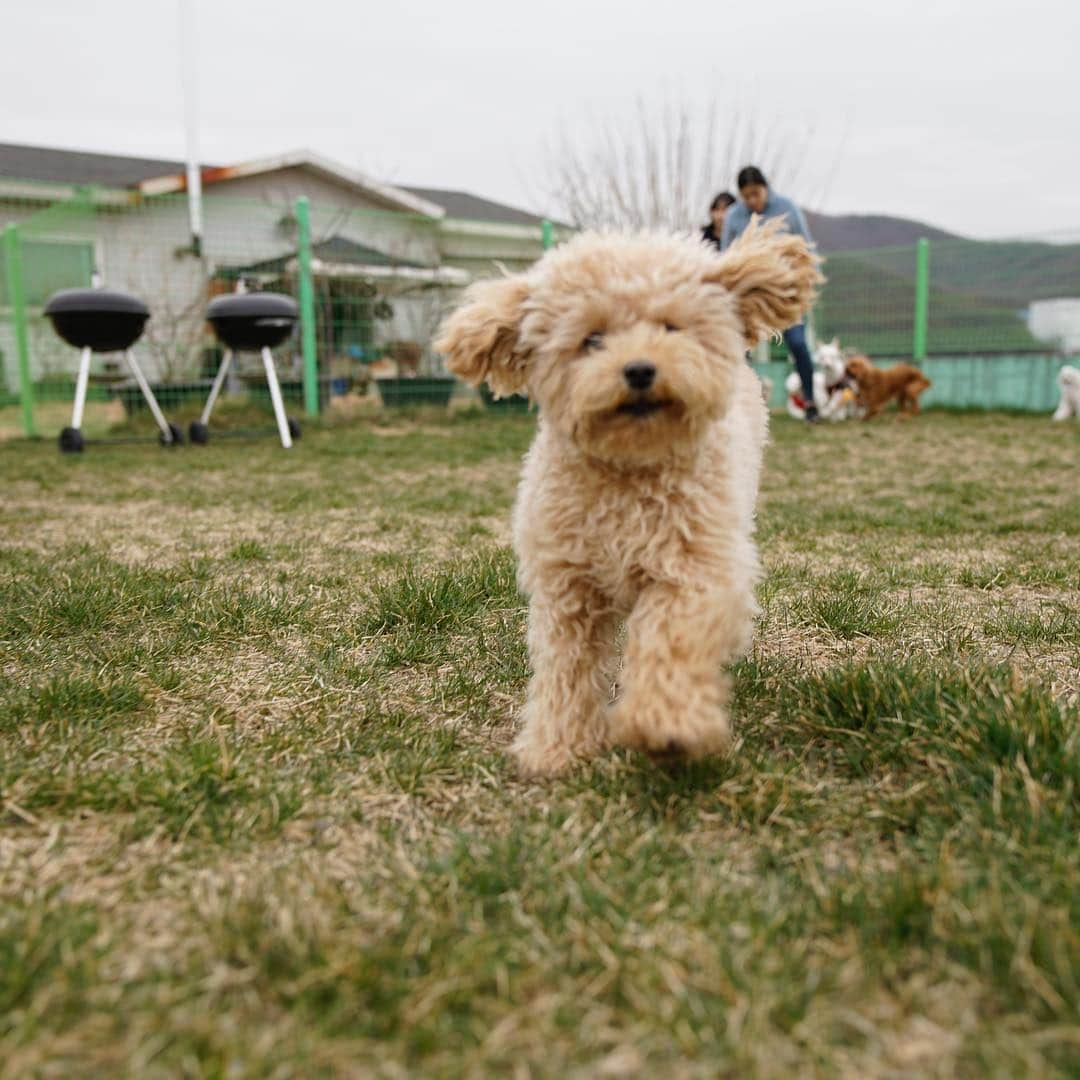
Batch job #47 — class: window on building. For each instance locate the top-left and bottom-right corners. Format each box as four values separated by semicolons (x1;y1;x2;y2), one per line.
0;238;95;307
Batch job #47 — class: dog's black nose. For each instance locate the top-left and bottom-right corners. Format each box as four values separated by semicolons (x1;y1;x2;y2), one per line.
623;360;656;391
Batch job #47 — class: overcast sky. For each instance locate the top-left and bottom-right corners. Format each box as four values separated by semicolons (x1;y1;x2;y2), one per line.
3;0;1078;239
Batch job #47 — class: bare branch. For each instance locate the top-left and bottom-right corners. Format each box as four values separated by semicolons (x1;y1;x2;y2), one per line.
542;91;829;232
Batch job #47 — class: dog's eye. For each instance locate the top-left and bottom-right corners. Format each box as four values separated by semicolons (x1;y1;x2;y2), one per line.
664;323;679;333
583;331;605;352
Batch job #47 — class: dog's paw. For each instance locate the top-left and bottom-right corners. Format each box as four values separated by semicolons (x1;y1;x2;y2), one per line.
610;702;732;763
511;737;594;778
511;742;568;777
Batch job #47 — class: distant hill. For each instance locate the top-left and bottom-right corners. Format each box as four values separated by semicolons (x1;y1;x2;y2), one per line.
805;211;960;253
807;210;1080;306
901;239;1080;307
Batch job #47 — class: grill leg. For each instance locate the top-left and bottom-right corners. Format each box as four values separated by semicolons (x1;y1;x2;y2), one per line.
262;346;293;448
200;349;232;425
71;347;92;429
126;350;174;443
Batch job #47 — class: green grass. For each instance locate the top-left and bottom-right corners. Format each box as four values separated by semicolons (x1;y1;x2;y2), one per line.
793;570;904;639
1;410;1078;1075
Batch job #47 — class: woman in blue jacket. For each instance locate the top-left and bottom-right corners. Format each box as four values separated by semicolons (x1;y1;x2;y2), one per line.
723;166;819;423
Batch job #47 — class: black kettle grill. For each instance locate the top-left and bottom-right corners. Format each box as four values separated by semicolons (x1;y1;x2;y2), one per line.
192;291;301;448
43;286;183;452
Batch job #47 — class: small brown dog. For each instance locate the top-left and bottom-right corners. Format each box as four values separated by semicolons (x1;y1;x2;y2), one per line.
845;353;931;419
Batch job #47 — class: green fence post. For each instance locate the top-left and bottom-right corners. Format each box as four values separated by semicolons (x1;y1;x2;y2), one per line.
294;196;319;418
913;237;929;362
3;223;36;438
541;219;554;251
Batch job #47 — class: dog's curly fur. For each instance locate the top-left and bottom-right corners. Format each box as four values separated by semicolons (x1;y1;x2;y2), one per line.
845;352;931;419
437;220;821;775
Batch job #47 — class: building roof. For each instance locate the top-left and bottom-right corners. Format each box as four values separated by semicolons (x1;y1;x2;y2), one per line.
0;141;556;233
136;150;444;219
0;142;441;217
233;233;468;286
238;234;427;275
0;141;198;187
403;186;552;227
314;234;426;268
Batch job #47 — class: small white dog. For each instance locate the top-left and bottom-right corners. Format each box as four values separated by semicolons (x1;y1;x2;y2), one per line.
784;337;860;420
817;339;861;420
1053;364;1080;420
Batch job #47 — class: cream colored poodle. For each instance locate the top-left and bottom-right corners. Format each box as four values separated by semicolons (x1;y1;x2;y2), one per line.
436;220;821;776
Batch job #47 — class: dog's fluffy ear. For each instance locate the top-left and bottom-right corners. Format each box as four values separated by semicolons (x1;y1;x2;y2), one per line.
435;275;531;396
704;218;823;344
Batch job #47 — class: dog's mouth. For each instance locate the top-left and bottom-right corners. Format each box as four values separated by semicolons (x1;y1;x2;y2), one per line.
614;397;673;419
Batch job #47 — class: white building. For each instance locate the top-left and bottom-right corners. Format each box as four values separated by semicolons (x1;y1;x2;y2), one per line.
0;142;567;388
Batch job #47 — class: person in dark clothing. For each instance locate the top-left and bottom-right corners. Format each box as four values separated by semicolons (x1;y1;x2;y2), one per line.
701;192;735;251
722;166;820;423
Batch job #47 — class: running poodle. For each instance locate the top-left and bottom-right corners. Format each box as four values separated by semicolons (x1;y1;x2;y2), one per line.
436;221;821;775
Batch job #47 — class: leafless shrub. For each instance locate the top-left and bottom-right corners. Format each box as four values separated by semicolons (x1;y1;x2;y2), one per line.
543;93;833;232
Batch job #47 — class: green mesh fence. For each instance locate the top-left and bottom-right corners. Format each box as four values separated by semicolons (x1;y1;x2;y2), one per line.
817;235;1080;358
1;180;554;440
753;354;1073;413
752;226;1078;410
2;176;1079;441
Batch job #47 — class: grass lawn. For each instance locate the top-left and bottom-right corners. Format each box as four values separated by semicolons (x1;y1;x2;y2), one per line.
1;408;1078;1077
0;398;125;443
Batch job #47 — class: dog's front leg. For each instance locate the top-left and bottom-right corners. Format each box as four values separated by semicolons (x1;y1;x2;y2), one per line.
611;578;754;761
513;583;618;777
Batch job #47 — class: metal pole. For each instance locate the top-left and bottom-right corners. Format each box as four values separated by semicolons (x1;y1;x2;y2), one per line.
294;196;319;418
178;0;204;255
262;346;293;448
72;347;92;429
126;351;175;441
3;223;36;437
541;219;554;251
199;348;232;425
913;237;929;362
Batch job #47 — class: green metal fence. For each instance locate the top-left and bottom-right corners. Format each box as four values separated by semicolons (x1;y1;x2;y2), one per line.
1;180;1078;441
758;226;1078;410
0;181;558;440
754;354;1072;413
814;231;1080;359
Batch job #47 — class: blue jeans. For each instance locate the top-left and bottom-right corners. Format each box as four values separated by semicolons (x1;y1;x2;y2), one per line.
783;322;816;411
